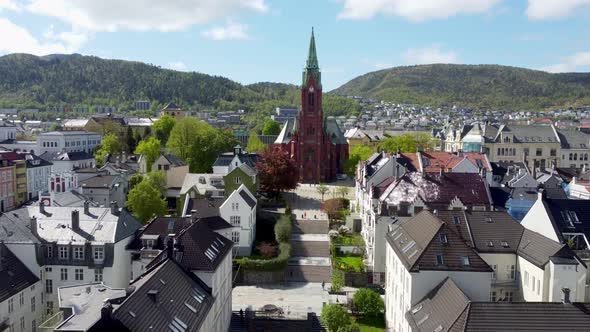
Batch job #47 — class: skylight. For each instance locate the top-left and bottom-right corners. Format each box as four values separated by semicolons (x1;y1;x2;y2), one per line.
184;301;197;313
192;287;205;303
168;316;187;332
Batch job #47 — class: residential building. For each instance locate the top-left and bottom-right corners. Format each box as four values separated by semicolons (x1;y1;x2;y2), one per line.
344;127;385;152
160;103;187;119
0;243;43;332
36;131;102;154
181;173;226;199
147;153;188;198
557;129;590;169
0;157;16;212
135;100;151;111
24;154;53;201
218;185;257;256
273;30;348;183
0;202;142;315
400;151;492;185
0;120;17;143
405;278;590;332
100;152;139;180
39;151;96;173
271;107;299;124
223;163;257;196
79;174;128;208
565;177;590;199
212;145;258;176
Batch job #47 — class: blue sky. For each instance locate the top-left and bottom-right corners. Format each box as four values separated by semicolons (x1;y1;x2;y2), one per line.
0;0;590;90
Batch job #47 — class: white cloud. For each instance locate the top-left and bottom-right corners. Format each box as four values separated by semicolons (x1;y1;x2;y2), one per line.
0;18;84;55
43;25;89;51
404;45;459;64
0;0;19;11
201;21;250;40
542;52;590;72
337;0;501;21
167;61;188;71
26;0;268;32
526;0;590;20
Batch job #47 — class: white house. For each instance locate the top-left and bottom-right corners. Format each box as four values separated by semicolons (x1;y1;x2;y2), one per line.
219;184;257;256
0;201;142;316
36;131;102;155
24;154;53;201
180;173;226;199
564;177;590;200
39;151;96;173
79;174;127;208
0;243;44;332
212;145;258;175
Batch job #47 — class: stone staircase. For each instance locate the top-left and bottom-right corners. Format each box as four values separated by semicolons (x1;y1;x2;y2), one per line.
293;219;329;234
291;239;330;257
288;218;331;282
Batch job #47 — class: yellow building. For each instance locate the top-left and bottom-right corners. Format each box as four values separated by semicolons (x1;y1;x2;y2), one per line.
14;159;27;206
344;127;383;153
161;103;187;119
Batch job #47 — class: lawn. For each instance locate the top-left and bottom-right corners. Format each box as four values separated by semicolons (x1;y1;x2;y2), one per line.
333;233;365;246
334;255;365;272
354;315;386;332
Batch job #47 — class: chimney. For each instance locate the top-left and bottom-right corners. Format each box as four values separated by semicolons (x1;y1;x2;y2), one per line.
537;188;544;201
562;288;571;304
110;201;119;216
83;200;90;215
166;237;174;260
147;289;159;303
101;302;113;321
39;200;46;214
30;217;38;238
71;210;80;232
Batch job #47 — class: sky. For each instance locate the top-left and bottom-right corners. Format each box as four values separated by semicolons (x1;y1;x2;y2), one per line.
0;0;590;91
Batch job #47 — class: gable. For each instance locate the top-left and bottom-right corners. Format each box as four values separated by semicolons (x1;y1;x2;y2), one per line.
452;158;479;173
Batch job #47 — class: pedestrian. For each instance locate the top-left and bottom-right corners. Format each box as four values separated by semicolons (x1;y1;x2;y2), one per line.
322;280;325;290
240;309;244;321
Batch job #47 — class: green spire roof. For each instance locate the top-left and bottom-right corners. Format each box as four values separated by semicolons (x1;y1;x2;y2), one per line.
306;28;319;69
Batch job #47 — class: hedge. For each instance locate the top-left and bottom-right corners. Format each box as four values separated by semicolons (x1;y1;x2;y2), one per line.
274;215;293;243
240;243;292;271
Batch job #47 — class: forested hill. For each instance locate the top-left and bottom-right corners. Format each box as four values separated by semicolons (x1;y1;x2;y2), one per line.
331;64;590;110
0;53;260;108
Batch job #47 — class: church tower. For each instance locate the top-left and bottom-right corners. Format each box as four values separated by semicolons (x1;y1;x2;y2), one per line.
297;28;324;183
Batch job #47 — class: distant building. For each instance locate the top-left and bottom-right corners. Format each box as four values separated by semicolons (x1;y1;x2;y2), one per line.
271;107;299;124
37;131;102;155
160;103;186;119
135;100;151;111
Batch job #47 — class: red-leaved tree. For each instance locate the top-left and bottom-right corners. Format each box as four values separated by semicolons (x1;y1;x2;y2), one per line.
256;145;299;196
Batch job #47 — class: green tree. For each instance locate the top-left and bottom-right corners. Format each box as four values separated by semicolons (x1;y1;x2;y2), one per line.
152;114;176;144
337;186;349;198
262;119;281;135
321;304;351;332
135;137;161;171
167;118;238;173
126;180;167;223
317;183;329;201
95;133;121;166
145;171;167;196
379;134;417;153
274;215;293;243
352;288;385;317
344;145;374;177
129;173;143;191
246;131;266;153
337;324;361;332
414;132;436;151
125;126;137;153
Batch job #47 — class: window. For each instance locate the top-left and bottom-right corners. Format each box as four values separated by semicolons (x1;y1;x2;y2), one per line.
491;265;497;280
490;291;497;301
524;148;529;156
31;296;35;312
524;271;529;286
506;291;514;302
232;231;240;243
8;298;14;313
45;267;52;272
95;268;103;282
439;233;448;245
93;247;104;261
461;256;470;266
436;255;444;265
60;268;68;281
46;301;54;315
537;279;540;295
32;320;36;332
20;317;25;331
536;148;542;156
230;216;241;226
510;265;516;279
532;276;536;291
235;176;241;184
75;269;84;281
73;246;84;260
142;239;155;249
59;246;68;260
46;246;53;258
19;292;24;306
550;149;557;157
45;279;53;294
232;202;239;211
453;216;460;224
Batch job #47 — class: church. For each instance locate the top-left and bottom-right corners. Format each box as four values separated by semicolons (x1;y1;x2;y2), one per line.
273;29;349;183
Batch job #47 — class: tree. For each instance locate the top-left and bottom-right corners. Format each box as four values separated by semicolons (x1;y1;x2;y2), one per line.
317;183;329;201
167;118;238;173
344;145;374;177
262;119;281;135
152;114;176;144
135;137;161;171
379;133;436;154
256;145;299;196
256;242;277;258
126;180;167;223
95;133;121;166
321;304;351;332
125;126;137;153
129;173;143;191
246;131;266;153
337;324;361;332
323;198;346;222
274;215;293;243
145;171;166;196
337;186;349;198
414;132;436;151
352;288;385;317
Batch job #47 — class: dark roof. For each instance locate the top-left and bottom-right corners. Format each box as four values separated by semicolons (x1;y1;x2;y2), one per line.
161;153;185;167
557;129;590;149
489;187;510;209
176;221;233;271
462;211;523;253
40;151;94;162
406;278;470;332
517;229;577;268
542;198;590;243
386;211;492;273
0;243;40;303
554;167;590;183
161;102;182;111
238;188;256;208
324;117;347;145
111;259;213;332
115;209;144;243
485;124;559;143
198;216;233;231
212;151;259;169
80;175;119;188
185;198;224;218
274;118;297;144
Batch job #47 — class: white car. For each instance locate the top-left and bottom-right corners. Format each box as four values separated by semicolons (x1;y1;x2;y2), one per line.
336;174;348;180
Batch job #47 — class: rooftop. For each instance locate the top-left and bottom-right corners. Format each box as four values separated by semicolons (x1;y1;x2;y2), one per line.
0;243;40;303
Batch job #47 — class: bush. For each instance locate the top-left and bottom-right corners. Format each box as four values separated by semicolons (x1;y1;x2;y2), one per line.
337;324;361;332
240;243;291;271
274;215;292;243
331;268;344;292
353;288;385;317
321;304;351;332
256;242;277;258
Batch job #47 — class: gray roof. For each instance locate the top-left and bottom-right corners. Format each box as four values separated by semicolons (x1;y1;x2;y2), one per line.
176;220;233;271
517;228;577;268
0;243;40;303
459;211;524;253
112;258;213;332
485;124;559;144
235;163;256;177
80;175;121;189
238;188;256;209
186;198;224;218
39;131;99;136
40;151;95;162
274;118;297;144
557;129;590;149
324;117;347;145
161;153;185;167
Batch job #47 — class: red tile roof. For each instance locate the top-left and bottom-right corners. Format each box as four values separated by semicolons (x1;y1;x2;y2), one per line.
401;152;491;173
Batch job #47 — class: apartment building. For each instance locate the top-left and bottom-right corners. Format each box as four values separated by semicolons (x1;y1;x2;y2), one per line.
37;131;102;155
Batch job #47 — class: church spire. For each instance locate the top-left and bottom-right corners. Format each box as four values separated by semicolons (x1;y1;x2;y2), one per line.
306;27;319;69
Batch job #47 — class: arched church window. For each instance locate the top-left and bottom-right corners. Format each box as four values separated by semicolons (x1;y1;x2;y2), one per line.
308;87;315;108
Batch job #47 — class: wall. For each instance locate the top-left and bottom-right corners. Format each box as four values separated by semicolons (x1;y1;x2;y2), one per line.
220;188;255;256
479;253;518;300
521;198;559;242
0;279;43;332
547;261;586;302
517;256;545;301
109;237;133;288
194;252;232;332
27;165;51;200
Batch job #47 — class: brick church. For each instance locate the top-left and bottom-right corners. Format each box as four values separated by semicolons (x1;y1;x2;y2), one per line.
274;29;348;183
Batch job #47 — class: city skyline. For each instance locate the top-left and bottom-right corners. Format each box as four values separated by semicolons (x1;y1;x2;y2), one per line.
0;0;589;90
